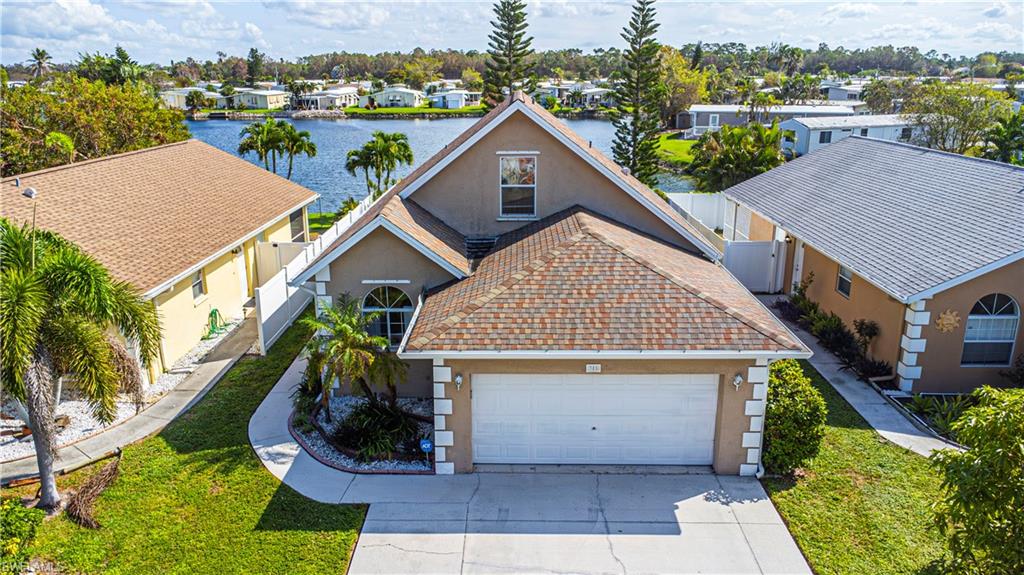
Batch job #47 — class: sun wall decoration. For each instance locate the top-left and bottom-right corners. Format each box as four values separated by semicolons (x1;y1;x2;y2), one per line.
935;309;961;333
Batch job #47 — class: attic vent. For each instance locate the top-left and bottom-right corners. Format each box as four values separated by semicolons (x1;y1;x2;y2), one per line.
465;236;498;260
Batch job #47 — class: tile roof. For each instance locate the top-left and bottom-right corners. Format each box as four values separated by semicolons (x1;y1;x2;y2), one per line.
404;206;805;353
1;140;317;296
723;137;1024;302
380;197;471;275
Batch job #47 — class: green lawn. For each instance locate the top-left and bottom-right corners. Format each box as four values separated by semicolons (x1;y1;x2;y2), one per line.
6;312;365;575
344;105;485;115
308;211;340;235
656;132;696;166
762;361;945;575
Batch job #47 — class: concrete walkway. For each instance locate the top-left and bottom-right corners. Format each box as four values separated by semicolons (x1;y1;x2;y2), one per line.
758;296;954;457
250;354;811;575
1;318;257;484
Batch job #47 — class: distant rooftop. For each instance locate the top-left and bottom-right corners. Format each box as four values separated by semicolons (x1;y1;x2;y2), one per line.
791;114;914;129
688;104;856;115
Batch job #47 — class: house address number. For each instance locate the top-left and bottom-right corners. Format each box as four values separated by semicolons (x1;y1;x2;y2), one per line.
585;364;602;373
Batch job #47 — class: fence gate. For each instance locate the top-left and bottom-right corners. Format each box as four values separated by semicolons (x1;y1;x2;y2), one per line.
723;240;786;293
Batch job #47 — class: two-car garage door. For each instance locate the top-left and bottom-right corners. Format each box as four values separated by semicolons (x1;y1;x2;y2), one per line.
472;374;719;465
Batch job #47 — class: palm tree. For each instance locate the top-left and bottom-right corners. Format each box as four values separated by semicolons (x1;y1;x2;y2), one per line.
369;131;414;194
0;219;160;510
345;148;374;198
367;347;408;408
300;296;390;420
44;132;75;165
336;197;360;219
983;108;1024;165
238;118;283;173
28;48;52;78
279;123;317;180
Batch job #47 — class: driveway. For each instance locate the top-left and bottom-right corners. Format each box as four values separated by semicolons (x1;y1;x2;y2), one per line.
345;472;809;575
252;355;810;575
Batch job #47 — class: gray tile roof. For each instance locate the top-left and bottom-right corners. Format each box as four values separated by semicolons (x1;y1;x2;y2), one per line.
791;114;912;129
723;137;1024;302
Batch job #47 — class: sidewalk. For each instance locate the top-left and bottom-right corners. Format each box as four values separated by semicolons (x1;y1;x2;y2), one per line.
1;318;258;484
758;296;954;457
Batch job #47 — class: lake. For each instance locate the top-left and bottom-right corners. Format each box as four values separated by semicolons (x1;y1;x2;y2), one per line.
186;117;694;212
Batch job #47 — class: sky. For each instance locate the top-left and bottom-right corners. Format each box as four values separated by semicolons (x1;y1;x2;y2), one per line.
1;0;1021;66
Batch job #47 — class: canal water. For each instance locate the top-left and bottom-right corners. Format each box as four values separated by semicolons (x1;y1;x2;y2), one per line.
186;117;694;212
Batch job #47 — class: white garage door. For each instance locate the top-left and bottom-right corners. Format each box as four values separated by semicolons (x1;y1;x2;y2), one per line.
472;374;719;465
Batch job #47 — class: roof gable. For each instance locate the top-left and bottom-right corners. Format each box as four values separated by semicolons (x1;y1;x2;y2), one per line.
393;92;721;260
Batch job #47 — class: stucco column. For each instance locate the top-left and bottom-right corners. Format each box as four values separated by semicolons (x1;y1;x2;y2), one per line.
898;300;930;392
739;358;769;477
432;358;455;475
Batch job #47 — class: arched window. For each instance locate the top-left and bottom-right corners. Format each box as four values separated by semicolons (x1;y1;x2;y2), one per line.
962;293;1019;366
362;286;414;347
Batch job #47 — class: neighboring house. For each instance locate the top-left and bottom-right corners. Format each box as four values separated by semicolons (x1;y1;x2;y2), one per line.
296;86;360;110
159;87;226;110
239;89;290;110
427;89;482;109
358;86;425;108
722;137;1024;394
827;84;867;101
1;140;317;386
780;114;920;156
676;104;856;134
288;92;810;475
580;87;615;108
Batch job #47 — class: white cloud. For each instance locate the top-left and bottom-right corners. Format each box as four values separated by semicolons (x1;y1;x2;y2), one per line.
2;0;114;40
261;0;390;31
982;1;1009;18
969;21;1020;42
528;1;618;18
822;2;880;24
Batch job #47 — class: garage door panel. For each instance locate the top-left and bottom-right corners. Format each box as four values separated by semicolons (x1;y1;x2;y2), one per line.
472;374;719;465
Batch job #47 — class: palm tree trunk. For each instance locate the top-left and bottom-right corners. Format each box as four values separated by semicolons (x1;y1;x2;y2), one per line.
272;151;278;174
25;348;61;510
287;153;294;180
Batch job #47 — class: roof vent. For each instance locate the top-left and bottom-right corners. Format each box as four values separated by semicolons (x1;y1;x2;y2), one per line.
465;236;498;261
622;167;631;176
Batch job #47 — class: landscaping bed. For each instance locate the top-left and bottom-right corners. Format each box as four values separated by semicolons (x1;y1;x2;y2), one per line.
0;317;243;462
291;395;433;473
762;360;946;575
0;309;365;575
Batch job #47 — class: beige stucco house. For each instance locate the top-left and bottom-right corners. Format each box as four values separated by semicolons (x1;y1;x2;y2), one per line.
1;140;317;385
290;92;810;476
723;137;1024;395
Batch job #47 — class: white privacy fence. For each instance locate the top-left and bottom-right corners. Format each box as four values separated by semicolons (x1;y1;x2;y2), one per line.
667;192;726;232
722;239;788;294
254;193;379;354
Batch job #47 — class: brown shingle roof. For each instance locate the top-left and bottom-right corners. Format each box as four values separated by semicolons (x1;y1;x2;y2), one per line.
381;197;470;275
405;207;805;353
1;140;317;295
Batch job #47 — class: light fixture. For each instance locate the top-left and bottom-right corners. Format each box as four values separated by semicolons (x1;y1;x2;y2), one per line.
454;374;463;391
784;235;793;244
732;374;744;391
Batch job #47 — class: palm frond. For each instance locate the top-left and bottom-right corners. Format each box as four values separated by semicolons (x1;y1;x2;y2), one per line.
43;314;119;423
106;280;161;368
0;268;47;399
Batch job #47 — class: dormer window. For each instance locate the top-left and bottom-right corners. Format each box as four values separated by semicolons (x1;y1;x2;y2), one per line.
499;155;537;218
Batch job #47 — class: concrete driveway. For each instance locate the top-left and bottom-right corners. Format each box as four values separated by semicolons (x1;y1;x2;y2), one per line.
346;472;810;575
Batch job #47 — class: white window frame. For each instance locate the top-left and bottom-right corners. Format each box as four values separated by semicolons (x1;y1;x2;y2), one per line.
362;286;415;349
498;155;538;219
961;294;1019;367
289;209;306;242
836;264;853;298
190;270;206;302
709;113;720;128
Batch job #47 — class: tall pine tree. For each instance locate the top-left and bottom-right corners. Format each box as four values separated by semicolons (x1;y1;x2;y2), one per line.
611;0;663;188
483;0;535;108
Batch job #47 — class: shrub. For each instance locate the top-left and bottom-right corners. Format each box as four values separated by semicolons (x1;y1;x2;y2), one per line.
930;387;1024;574
763;360;828;475
332;401;423;462
0;498;44;575
810;312;858;353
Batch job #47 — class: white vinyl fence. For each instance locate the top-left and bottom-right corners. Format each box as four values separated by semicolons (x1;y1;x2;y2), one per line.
254;193;378;354
667;192;726;232
723;239;787;293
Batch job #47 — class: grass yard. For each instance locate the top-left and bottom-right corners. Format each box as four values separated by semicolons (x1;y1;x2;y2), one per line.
762;361;945;575
656;132;696;166
308;211;340;235
344;105;485;115
4;312;365;575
